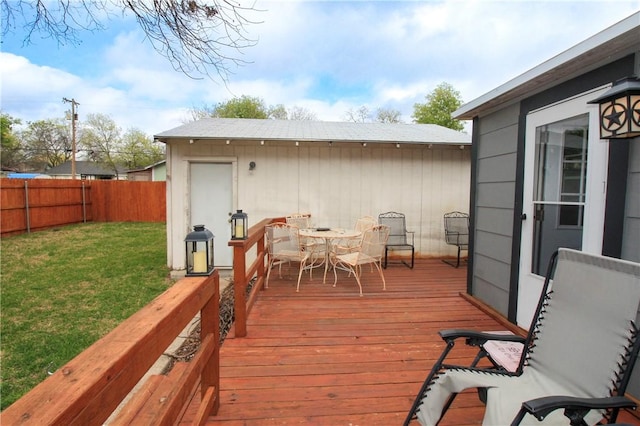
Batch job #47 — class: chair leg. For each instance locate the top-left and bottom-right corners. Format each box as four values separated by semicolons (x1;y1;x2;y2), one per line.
265;260;273;288
383;247;389;269
442;246;462;268
296;260;307;292
354;268;363;297
401;248;415;269
374;262;386;291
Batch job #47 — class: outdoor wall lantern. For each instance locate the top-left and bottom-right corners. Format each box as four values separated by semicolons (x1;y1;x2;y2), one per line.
184;225;215;276
589;77;640;139
231;209;248;240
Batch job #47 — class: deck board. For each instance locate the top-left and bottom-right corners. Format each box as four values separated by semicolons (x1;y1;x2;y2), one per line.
179;258;639;425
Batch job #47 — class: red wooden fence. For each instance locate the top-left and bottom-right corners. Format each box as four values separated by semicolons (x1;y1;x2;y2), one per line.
0;179;166;236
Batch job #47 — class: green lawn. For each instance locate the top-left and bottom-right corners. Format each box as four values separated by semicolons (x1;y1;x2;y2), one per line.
0;222;172;410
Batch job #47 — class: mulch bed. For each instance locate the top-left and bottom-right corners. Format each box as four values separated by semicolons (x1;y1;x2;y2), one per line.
161;278;253;374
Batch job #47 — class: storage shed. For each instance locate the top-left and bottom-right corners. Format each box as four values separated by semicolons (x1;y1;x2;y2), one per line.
155;119;471;270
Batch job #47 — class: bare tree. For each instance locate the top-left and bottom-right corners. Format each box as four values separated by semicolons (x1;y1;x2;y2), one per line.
1;0;262;80
288;106;317;121
344;106;371;123
375;107;403;123
268;104;288;120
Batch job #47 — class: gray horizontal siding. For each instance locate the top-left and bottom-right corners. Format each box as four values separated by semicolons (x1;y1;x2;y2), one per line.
622;138;640;398
474;254;511;292
476;153;518;183
472;276;511;316
476;206;514;236
476;182;516;209
471;104;520;318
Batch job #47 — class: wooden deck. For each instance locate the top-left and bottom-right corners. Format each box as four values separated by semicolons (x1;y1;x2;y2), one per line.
180;258;640;425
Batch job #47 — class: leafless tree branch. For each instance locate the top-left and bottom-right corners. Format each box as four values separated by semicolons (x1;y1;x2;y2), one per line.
1;0;262;81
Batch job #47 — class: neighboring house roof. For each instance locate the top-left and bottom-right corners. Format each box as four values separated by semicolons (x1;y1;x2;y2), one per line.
454;11;640;120
155;118;471;146
46;161;126;176
127;160;166;173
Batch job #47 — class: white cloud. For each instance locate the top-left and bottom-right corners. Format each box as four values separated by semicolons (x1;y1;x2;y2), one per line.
2;1;639;135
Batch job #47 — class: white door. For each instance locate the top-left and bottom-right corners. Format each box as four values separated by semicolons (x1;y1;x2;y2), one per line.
518;88;610;327
190;162;233;268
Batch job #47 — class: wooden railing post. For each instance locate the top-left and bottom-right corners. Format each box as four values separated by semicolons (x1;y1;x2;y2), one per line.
228;217;281;338
232;243;248;337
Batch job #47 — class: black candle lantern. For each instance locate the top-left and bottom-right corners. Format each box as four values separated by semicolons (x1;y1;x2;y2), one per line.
231;209;248;240
184;225;214;276
588;77;640;139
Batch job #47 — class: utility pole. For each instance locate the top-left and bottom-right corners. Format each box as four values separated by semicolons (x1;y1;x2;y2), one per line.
63;97;79;179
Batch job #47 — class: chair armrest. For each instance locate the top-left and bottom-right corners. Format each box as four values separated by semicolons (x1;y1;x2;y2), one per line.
518;395;637;423
439;329;526;346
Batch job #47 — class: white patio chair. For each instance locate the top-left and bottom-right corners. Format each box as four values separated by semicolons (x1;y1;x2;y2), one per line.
331;224;390;296
404;248;640;426
265;222;311;292
332;215;377;255
286;213;325;276
285;213;312;229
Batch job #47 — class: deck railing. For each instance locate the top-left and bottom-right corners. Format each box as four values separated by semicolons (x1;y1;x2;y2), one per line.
3;217;283;424
228;217;284;337
2;272;221;425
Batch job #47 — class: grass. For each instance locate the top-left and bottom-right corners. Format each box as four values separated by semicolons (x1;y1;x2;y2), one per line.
0;222;172;410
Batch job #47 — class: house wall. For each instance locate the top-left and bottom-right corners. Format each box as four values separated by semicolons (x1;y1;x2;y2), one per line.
165;140;470;271
469;104;520;317
152;163;166;181
623;138;640;263
623;138;640;398
127;170;152;181
470;54;640;398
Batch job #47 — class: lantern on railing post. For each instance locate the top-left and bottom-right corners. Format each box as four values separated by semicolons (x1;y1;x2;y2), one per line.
184;225;214;276
588;77;640;139
231;209;248;240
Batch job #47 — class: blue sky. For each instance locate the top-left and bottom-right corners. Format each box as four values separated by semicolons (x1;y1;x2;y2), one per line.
1;1;639;136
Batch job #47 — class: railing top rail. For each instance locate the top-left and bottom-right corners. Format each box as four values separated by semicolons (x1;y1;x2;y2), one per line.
2;273;219;425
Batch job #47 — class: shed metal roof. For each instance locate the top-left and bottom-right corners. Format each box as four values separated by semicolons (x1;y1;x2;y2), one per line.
453;11;640;120
154;118;471;145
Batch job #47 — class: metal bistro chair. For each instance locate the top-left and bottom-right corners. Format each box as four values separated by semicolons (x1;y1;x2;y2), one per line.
286;213;325;275
332;215;377;255
442;211;469;268
378;211;415;269
331;224;390;296
265;222;311;292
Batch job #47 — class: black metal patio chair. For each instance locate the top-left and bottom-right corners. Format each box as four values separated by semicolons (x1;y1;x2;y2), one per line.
442;211;469;268
378;211;414;269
